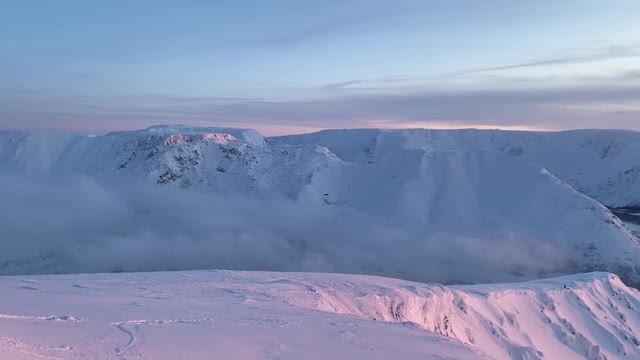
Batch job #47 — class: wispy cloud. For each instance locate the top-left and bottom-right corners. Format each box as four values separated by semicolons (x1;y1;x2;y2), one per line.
321;43;640;90
452;43;640;76
250;12;389;47
322;79;368;90
3;85;640;134
4;40;640;135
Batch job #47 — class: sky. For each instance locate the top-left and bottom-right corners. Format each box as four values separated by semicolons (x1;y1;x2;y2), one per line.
1;0;639;135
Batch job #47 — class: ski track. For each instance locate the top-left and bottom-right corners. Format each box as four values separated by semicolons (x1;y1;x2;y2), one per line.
112;322;145;356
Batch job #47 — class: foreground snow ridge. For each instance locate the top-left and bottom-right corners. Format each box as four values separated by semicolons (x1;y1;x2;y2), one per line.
0;271;638;360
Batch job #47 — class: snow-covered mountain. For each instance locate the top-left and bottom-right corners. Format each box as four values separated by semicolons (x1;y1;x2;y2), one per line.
271;128;640;208
1;270;639;360
3;126;639;207
2;126;639;206
1;126;640;285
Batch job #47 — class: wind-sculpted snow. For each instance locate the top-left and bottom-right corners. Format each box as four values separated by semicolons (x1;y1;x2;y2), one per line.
309;272;640;360
0;127;640;285
0;270;639;359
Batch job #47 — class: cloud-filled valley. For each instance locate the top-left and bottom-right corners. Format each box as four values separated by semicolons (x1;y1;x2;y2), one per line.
1;126;639;286
0;173;573;284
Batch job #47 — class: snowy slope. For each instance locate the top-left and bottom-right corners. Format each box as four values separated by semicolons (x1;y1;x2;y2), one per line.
272;128;640;207
1;127;640;286
0;270;639;360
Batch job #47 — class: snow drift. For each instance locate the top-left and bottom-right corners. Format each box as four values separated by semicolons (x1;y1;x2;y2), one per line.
1;270;639;359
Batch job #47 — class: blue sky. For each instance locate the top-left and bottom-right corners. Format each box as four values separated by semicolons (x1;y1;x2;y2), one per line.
1;0;639;134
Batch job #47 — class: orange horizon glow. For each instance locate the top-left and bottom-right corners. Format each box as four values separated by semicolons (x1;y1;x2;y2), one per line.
244;121;554;136
0;120;559;137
